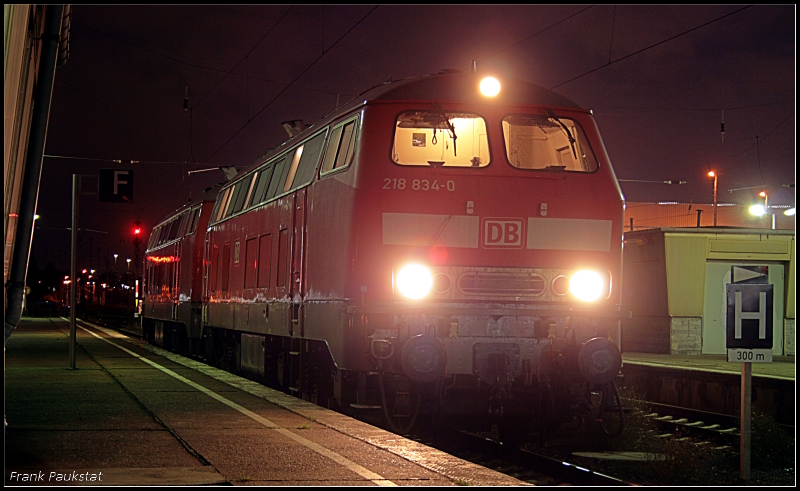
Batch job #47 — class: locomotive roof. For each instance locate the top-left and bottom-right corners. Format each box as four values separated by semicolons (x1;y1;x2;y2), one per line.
156;183;222;226
239;71;585;180
358;71;582;109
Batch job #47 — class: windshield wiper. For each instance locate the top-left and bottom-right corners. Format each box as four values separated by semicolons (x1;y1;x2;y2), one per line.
433;102;457;157
544;108;576;160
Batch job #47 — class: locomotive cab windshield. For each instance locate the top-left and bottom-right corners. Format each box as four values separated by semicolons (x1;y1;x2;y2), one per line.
392;110;490;167
502;113;598;172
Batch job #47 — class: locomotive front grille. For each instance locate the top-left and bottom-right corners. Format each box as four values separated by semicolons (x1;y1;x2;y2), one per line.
457;271;546;297
425;266;575;301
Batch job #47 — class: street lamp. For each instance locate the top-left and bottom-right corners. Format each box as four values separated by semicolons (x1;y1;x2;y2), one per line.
749;191;775;230
708;171;718;226
126;258;131;271
114;253;118;267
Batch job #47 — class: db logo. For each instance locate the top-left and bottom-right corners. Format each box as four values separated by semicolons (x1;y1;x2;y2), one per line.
482;218;524;248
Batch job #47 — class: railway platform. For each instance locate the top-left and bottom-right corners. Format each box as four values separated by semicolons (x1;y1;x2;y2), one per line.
620;351;794;426
622;352;795;381
4;317;526;486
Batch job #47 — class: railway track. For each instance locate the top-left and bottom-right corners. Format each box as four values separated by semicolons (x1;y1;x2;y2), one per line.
636;400;793;450
410;425;635;486
639;401;741;450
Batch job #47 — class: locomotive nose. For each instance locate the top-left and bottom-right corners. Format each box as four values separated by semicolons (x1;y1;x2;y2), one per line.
577;337;622;384
400;334;446;383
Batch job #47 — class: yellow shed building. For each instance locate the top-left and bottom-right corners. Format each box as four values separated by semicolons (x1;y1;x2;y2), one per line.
622;228;795;357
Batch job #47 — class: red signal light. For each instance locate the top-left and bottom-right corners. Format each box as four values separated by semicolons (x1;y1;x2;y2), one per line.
134;227;141;235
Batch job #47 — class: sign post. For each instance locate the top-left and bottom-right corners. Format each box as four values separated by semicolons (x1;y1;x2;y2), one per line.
726;265;773;481
69;170;134;368
69;175;78;369
69;175;99;368
98;169;134;203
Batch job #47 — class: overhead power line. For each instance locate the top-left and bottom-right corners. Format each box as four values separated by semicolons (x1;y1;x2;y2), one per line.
202;5;379;165
44;154;191;165
477;6;595;66
194;6;293;108
551;5;752;89
73;14;350;100
56;79;197;144
592;99;794;113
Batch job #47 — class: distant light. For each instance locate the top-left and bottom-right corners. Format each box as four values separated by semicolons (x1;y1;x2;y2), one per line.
749;204;766;216
82;269;87;274
707;171;715;177
658;201;679;205
479;77;501;97
34;214;39;220
785;208;795;216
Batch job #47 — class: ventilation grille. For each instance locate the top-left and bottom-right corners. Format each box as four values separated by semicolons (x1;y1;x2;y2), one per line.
457;271;546;297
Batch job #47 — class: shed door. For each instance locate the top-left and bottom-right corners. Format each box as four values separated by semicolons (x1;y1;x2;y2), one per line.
702;261;784;355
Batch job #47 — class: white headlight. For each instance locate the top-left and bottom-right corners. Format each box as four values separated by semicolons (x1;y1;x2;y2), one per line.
396;264;433;299
479;77;501;97
570;270;604;302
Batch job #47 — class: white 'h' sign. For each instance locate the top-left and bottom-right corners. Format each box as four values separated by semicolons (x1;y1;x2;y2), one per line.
734;291;767;340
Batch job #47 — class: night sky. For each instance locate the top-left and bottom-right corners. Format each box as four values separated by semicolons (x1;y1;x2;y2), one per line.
34;5;795;273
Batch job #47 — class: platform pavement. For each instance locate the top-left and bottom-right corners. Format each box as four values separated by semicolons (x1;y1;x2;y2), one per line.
78;315;798;381
622;352;795;381
4;317;527;486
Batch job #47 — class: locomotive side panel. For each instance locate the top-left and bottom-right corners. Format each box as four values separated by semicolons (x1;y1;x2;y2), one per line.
205;131;328;341
303;112;364;369
206;198;295;338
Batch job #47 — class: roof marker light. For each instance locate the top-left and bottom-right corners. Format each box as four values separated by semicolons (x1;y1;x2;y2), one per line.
479;77;501;97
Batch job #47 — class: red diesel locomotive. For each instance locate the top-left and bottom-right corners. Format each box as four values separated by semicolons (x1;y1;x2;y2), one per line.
143;70;627;438
143;185;218;350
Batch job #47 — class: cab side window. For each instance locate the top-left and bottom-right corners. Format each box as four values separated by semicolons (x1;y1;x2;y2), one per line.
321;117;358;175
